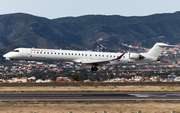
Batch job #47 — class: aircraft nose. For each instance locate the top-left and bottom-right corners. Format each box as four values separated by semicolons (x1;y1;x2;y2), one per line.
3;53;11;60
3;53;8;58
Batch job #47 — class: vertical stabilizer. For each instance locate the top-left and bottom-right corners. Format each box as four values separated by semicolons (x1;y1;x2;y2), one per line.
146;43;174;58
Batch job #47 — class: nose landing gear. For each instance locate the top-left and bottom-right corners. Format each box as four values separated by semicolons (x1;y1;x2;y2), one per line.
10;59;13;65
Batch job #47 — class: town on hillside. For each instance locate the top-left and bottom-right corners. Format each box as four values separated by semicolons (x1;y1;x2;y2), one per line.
1;43;180;83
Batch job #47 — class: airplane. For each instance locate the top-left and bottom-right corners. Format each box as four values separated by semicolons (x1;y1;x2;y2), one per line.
3;42;174;71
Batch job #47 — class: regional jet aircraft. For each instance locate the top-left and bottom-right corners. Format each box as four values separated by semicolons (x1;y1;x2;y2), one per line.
3;43;174;71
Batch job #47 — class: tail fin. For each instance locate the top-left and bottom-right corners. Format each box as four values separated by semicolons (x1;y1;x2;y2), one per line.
146;43;174;58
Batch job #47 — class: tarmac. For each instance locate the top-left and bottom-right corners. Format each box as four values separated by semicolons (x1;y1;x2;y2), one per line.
1;92;180;102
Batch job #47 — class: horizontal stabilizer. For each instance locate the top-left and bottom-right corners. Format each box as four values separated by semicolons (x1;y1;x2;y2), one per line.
156;43;174;47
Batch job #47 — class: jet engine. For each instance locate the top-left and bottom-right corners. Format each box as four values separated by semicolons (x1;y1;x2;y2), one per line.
129;53;145;59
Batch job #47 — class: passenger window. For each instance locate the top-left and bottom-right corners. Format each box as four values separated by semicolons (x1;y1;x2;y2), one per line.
110;55;112;57
72;53;73;55
69;53;70;55
99;55;101;57
95;55;97;57
58;53;60;55
79;54;80;56
75;54;77;55
90;54;92;56
47;52;49;54
82;54;83;56
85;54;87;56
44;52;46;54
40;52;42;54
37;52;39;54
102;55;104;57
62;53;63;55
51;52;53;54
107;55;108;57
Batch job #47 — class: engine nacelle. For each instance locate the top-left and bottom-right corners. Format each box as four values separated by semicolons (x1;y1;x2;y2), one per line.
129;53;145;59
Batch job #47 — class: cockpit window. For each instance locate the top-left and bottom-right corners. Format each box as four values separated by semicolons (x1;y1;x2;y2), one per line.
14;50;19;52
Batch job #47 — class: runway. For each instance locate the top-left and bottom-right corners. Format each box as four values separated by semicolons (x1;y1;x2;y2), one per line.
1;92;180;102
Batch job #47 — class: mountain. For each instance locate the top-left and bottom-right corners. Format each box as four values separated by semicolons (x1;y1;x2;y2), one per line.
1;12;180;54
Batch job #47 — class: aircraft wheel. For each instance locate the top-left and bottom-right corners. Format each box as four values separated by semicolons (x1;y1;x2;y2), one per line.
91;66;98;71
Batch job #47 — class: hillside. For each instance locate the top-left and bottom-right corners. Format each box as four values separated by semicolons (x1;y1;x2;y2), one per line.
0;12;180;55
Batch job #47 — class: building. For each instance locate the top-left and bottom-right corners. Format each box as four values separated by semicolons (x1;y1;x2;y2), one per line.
56;77;70;82
10;77;27;83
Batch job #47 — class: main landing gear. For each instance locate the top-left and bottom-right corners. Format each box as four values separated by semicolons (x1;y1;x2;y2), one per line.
10;59;13;65
91;63;98;71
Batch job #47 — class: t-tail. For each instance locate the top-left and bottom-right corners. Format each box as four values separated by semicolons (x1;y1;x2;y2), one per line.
146;43;174;58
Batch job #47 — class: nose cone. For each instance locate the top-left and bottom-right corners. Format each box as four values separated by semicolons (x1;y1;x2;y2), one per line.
3;53;8;58
3;52;11;60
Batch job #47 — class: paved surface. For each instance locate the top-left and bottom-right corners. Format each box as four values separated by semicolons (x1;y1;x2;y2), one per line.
1;92;180;102
0;82;180;86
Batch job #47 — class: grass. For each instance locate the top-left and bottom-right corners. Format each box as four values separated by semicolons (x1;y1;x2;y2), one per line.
0;85;180;92
0;101;179;113
93;82;99;88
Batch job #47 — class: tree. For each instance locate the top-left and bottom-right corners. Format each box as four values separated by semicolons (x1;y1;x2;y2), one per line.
71;74;81;82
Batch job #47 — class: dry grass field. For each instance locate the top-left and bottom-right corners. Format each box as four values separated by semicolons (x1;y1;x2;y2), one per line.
0;85;179;92
0;85;179;113
0;101;179;113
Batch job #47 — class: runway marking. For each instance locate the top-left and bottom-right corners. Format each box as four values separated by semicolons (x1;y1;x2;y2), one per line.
129;94;180;97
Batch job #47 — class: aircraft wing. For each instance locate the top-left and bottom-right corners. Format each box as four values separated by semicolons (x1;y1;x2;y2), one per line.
80;53;125;66
136;63;148;65
81;60;111;65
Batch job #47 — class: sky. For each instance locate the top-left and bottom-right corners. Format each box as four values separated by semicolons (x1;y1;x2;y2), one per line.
0;0;180;19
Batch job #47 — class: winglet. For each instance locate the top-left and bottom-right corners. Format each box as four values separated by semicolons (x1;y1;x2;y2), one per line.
116;53;125;61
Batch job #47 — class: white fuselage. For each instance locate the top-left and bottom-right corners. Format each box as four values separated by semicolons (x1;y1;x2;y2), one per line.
3;48;157;66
